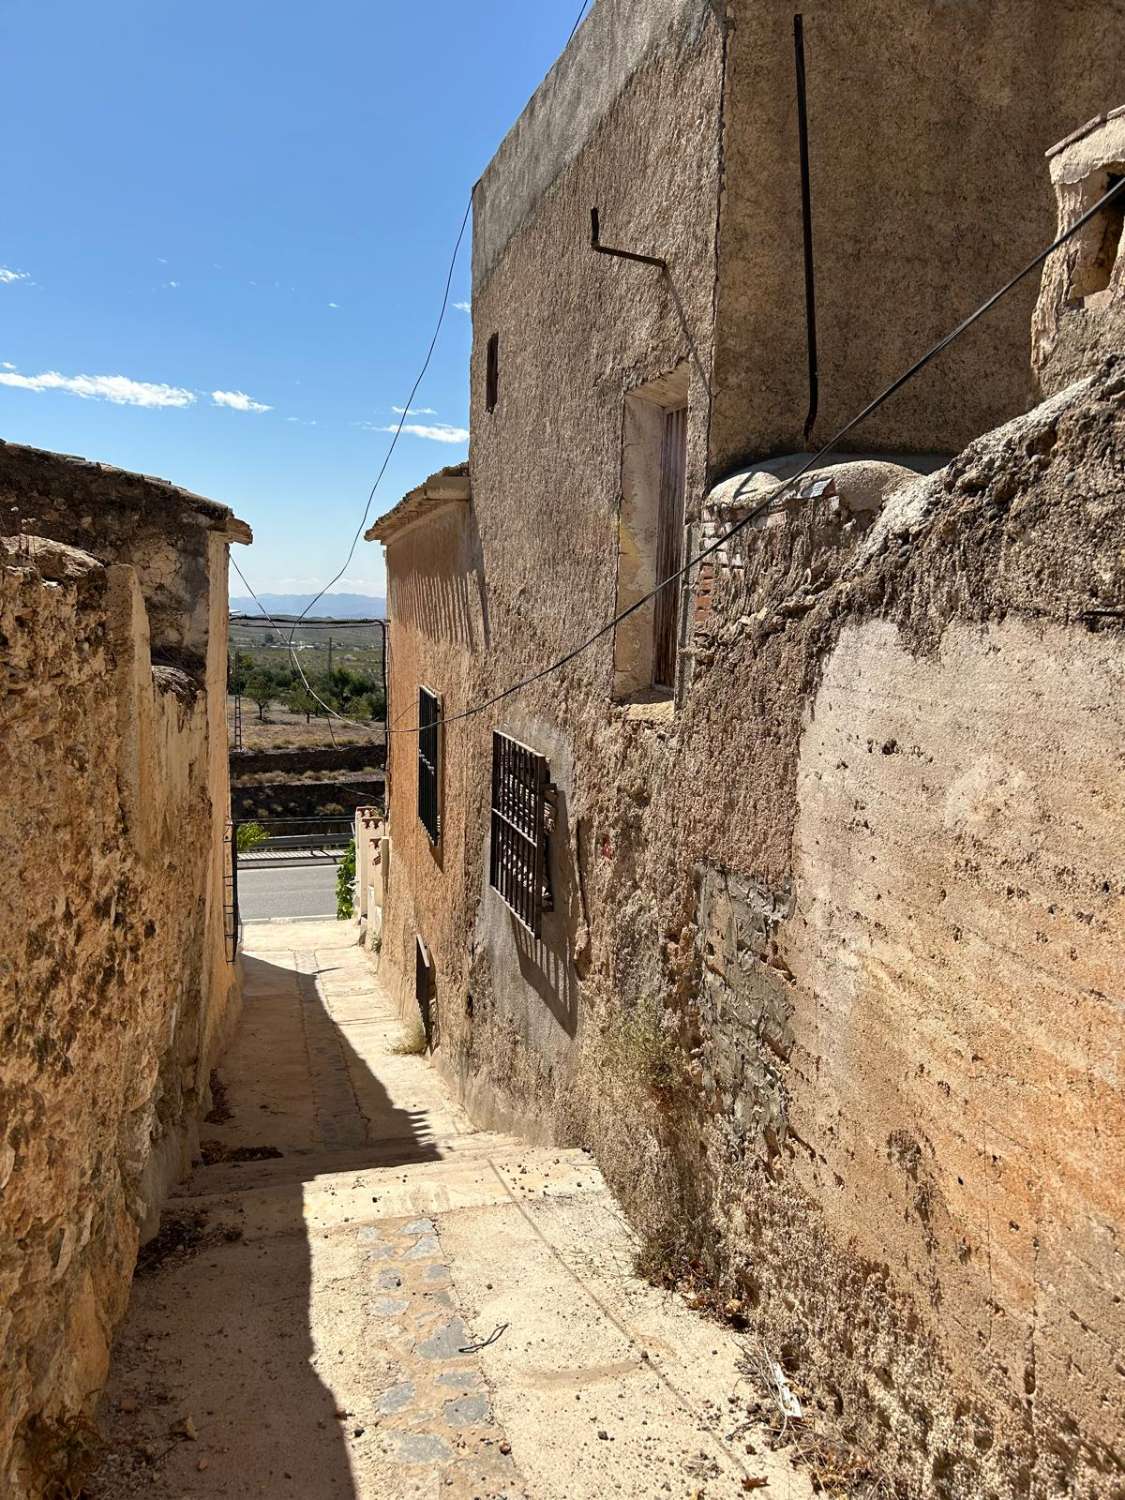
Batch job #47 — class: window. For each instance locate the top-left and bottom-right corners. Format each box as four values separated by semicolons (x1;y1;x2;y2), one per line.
415;936;434;1047
653;404;687;689
485;332;500;412
418;686;441;844
1068;170;1124;305
613;367;690;699
489;731;552;936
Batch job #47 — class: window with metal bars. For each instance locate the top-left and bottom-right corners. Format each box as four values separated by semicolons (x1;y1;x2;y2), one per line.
489;731;553;936
418;686;441;844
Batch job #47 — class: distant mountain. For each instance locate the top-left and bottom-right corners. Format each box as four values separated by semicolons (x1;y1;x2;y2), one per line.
229;592;385;620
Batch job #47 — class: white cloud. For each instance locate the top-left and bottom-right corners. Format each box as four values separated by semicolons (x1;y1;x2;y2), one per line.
1;361;14;370
453;300;471;313
157;257;168;265
0;368;196;408
378;421;468;444
328;301;339;309
211;389;272;413
392;404;437;416
285;416;317;426
163;280;179;289
327;578;383;594
0;267;30;285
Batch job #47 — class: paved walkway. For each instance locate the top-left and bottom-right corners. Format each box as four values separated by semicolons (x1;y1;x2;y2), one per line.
90;919;813;1500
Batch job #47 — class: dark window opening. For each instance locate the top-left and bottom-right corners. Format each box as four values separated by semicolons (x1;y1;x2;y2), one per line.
415;936;434;1048
418;685;441;844
489;731;552;936
653;404;688;690
485;332;500;412
1069;170;1124;303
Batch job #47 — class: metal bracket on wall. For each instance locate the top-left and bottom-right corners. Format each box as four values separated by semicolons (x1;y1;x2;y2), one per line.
590;208;667;270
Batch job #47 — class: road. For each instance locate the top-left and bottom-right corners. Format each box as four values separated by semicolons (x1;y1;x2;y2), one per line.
238;855;341;920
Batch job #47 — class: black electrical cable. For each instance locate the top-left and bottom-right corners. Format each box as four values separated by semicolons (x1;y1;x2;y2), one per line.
566;0;591;47
386;173;1125;737
230;194;472;734
291;193;472;633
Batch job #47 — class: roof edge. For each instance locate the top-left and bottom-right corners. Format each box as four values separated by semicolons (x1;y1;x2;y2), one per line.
365;464;470;544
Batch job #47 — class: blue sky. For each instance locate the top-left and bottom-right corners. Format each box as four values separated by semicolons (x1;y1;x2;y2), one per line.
1;0;585;599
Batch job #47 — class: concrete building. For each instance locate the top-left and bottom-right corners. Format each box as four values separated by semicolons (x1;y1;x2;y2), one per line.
0;442;250;1496
369;6;1125;1496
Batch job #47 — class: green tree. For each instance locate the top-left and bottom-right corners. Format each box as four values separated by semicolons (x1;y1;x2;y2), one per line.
284;683;317;722
245;669;274;722
236;821;268;853
336;838;356;921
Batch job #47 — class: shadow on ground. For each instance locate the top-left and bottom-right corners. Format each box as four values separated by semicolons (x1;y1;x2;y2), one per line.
86;931;459;1500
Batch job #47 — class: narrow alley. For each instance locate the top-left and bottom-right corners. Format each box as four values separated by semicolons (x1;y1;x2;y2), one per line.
88;919;815;1500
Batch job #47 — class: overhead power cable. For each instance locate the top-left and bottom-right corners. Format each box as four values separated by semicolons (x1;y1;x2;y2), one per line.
230;1;597;733
230;193;472;733
385;174;1125;737
567;0;592;46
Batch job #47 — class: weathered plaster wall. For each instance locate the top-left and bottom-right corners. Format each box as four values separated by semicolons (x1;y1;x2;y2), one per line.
411;0;726;1133
378;502;486;1050
383;351;1124;1497
1034;111;1125;399
0;460;242;1495
375;5;1124;1493
710;0;1125;475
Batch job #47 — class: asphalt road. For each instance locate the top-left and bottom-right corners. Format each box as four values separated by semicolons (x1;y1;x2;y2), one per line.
238;857;341;921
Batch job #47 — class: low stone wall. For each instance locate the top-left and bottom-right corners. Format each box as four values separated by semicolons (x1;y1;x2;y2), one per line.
0;535;238;1495
229;742;385;778
231;774;384;826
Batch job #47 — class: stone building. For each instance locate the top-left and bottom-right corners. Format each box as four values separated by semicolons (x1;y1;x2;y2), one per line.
369;6;1124;1496
0;442;249;1495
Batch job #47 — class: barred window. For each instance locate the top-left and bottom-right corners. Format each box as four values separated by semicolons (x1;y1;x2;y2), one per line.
418;686;441;844
489;731;552;936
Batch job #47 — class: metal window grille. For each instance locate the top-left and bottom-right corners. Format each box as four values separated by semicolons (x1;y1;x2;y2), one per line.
489;731;552;936
418;686;441;843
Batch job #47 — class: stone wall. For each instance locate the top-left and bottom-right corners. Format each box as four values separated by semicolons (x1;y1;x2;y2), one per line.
375;43;1125;1497
377;499;487;1060
710;0;1125;476
373;7;1124;1491
0;448;244;1496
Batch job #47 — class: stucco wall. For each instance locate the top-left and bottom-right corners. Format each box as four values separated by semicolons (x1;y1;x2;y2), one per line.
380;348;1123;1495
379;502;487;1045
1034;111;1125;399
0;475;241;1493
373;5;1124;1493
710;0;1125;475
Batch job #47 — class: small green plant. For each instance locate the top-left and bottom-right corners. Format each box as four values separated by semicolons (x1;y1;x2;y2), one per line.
390;1019;428;1055
236;820;268;853
336;837;356;920
615;1003;683;1097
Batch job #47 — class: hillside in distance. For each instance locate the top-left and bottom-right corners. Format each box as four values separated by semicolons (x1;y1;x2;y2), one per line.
229;592;385;620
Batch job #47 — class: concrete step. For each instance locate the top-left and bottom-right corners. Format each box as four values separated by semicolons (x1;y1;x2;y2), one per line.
173;1128;535;1197
170;1142;600;1242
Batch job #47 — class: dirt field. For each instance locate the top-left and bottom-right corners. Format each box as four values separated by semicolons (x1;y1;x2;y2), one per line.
227;698;386;752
